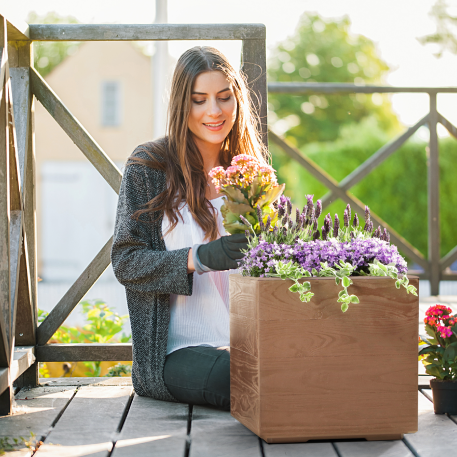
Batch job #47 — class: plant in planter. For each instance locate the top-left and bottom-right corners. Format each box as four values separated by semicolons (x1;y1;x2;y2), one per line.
419;304;457;414
211;156;419;443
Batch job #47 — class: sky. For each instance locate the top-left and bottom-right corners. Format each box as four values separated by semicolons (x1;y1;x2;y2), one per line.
4;0;457;137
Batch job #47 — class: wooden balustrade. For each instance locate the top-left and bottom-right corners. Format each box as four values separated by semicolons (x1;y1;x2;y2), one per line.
1;12;456;417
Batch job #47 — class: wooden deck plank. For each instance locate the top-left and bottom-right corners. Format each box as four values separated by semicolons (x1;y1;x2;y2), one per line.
190;406;260;456
39;377;132;387
0;386;75;453
335;440;413;457
111;395;188;457
262;442;337;456
402;391;457;457
35;385;131;457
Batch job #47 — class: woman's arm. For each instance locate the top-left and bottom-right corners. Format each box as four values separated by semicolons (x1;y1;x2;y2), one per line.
111;160;194;295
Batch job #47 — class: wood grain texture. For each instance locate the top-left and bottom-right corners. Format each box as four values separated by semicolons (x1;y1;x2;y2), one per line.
230;347;260;436
37;237;113;345
111;395;188;457
230;275;419;443
254;276;419;322
259;391;417;443
30;68;122;193
29;23;266;41
36;343;132;362
263;442;338;457
403;391;457;457
36;385;132;457
230;314;258;357
259;355;417;396
229;274;258;320
258;318;417;359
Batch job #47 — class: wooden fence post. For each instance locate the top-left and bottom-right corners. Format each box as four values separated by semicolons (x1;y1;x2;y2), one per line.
428;93;440;296
241;34;268;149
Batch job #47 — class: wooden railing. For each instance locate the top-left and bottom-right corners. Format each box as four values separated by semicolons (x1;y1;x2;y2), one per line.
0;14;267;414
268;82;457;296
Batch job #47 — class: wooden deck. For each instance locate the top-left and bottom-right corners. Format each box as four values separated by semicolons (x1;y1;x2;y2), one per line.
1;298;457;456
0;376;456;457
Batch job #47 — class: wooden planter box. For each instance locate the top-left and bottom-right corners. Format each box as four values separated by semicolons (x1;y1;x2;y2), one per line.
229;274;419;443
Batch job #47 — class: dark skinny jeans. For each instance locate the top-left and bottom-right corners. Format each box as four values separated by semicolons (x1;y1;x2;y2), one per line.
163;345;230;411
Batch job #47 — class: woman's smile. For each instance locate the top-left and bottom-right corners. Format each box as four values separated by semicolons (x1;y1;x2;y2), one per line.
203;120;226;131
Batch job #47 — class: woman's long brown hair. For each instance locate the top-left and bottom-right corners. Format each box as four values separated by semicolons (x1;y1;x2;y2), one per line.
128;46;269;241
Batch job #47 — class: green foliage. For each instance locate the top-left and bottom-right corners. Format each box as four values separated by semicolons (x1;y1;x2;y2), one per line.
268;12;399;146
104;363;132;377
367;259;418;295
419;0;457;57
272;118;457;260
38;300;131;377
27;11;80;77
269;260;314;302
0;433;37;455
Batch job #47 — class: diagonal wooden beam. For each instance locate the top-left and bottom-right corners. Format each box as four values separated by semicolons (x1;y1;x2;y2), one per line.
440;245;457;271
269;129;428;270
438;113;457;141
320;114;429;208
4;14;30;41
30;68;122;194
37;237;113;345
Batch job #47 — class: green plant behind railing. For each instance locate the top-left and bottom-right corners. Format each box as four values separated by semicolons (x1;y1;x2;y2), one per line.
38;300;131;377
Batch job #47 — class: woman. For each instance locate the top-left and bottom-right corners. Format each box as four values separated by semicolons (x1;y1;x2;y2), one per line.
111;46;269;411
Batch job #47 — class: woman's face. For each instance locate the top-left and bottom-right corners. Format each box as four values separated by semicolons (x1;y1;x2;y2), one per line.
188;70;237;154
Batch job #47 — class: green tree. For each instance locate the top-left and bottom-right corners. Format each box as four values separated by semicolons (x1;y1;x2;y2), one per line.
419;0;457;56
268;13;400;147
27;11;80;77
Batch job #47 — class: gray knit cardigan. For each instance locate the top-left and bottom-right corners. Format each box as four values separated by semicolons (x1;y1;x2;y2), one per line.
111;143;192;402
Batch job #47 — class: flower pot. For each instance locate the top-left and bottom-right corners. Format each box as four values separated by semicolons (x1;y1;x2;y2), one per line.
430;379;457;414
229;274;419;443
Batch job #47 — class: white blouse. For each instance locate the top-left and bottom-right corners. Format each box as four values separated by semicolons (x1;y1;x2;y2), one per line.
162;197;231;355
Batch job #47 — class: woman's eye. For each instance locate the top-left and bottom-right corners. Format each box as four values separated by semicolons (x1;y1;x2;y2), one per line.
193;100;205;105
220;96;231;102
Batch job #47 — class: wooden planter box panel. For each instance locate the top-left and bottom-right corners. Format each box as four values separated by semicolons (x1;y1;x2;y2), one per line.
229;274;419;443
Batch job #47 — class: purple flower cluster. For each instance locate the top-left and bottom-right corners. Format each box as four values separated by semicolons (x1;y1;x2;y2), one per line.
240;237;407;277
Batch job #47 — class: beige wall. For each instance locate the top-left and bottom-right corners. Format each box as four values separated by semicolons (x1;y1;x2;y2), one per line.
35;41;154;275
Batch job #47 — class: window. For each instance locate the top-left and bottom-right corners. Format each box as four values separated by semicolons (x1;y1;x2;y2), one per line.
101;81;121;126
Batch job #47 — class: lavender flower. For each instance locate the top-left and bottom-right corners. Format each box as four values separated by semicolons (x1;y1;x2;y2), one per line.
346;204;351;225
382;228;390;243
353;213;359;227
286;199;292;216
333;214;340;238
265;215;271;232
313;229;320;241
365;205;370;222
315;200;322;219
240;215;250;226
343;209;349;227
306;194;314;216
322;226;328;241
296;208;300;225
313;219;318;231
245;230;250;238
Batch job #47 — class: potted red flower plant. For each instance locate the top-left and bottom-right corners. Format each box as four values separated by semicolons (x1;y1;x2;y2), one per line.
419;304;457;414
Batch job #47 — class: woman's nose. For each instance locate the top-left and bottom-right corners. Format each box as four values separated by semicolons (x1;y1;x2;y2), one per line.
207;99;222;117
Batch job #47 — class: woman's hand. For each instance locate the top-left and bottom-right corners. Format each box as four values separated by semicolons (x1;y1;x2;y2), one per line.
197;234;248;271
